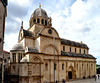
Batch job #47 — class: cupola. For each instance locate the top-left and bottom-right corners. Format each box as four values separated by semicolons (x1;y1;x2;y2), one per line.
29;3;52;27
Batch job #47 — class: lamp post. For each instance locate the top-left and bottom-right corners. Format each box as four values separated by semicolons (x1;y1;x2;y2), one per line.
53;30;55;83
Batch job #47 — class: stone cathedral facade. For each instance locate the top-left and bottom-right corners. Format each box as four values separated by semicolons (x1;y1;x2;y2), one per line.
10;4;96;83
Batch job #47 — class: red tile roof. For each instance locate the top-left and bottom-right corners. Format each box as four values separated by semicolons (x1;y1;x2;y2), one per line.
3;50;10;54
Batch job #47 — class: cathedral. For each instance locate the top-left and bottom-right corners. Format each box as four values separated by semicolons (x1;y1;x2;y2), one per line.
10;4;96;83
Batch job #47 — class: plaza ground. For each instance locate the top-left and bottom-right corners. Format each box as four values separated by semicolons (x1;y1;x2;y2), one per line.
66;77;100;83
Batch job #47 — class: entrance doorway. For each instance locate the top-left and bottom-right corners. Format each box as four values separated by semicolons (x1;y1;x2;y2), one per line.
33;77;40;83
68;71;72;79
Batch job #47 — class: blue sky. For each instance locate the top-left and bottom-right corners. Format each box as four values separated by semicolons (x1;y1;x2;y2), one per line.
4;0;100;64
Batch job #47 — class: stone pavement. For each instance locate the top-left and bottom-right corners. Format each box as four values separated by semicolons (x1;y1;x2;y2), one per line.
66;78;100;83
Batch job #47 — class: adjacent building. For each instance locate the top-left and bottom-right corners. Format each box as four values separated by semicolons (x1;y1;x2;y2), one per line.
3;50;10;71
0;0;7;82
10;4;96;83
0;0;7;66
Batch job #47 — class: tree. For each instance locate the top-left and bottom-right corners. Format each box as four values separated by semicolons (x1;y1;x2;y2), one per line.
97;67;100;74
97;64;100;74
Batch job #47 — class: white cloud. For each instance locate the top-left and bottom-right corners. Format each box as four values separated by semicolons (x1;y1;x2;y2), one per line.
9;0;32;8
50;0;100;64
4;0;100;64
4;33;18;51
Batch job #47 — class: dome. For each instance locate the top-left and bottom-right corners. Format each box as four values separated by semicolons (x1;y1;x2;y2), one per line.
20;56;27;62
11;43;24;51
31;6;48;18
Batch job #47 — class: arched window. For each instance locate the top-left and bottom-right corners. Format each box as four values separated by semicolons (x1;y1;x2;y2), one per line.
18;53;23;63
41;19;44;24
82;64;83;69
0;38;2;43
91;64;93;69
34;19;36;23
70;47;71;52
4;59;6;62
45;20;47;25
63;46;65;51
45;62;48;70
13;53;16;63
54;63;56;70
37;18;40;23
18;55;20;63
21;54;22;59
80;49;81;54
75;48;76;53
87;64;88;69
77;64;78;70
62;64;64;70
84;49;85;54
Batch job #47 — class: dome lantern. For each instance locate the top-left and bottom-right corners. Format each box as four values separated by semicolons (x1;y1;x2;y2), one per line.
39;3;41;8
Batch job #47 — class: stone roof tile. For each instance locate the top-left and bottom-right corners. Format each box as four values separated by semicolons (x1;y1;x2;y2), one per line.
61;39;89;49
31;7;48;18
61;51;95;59
26;47;39;53
23;29;34;38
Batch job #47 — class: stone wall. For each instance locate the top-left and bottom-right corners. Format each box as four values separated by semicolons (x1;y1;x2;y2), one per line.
0;1;5;57
42;54;96;82
61;45;88;54
40;36;61;55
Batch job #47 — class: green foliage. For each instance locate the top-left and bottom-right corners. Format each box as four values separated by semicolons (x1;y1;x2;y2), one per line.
97;67;100;74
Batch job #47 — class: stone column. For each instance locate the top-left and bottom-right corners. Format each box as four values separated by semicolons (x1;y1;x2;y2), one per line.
66;61;68;81
74;61;76;79
40;18;41;24
79;61;81;78
41;63;44;83
16;53;18;63
94;61;96;75
49;59;51;82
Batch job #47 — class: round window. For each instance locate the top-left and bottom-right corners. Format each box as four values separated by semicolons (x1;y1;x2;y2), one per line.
48;29;52;34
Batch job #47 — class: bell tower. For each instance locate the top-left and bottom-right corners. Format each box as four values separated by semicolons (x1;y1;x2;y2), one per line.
0;0;7;59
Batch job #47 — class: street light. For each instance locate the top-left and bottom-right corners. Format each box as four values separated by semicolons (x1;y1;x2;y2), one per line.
53;30;55;83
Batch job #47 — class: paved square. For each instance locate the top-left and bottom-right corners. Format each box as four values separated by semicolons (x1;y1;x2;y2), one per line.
66;78;100;83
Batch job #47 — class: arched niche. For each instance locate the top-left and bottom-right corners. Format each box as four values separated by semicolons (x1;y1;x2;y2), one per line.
30;56;43;63
30;56;43;77
40;27;59;38
42;44;59;55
